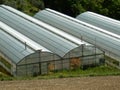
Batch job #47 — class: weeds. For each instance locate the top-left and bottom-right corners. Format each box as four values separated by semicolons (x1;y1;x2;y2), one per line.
0;65;120;81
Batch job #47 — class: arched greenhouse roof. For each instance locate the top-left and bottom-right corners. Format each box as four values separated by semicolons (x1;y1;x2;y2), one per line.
0;5;79;57
0;21;50;52
34;8;120;61
0;24;34;63
0;21;61;64
0;5;89;46
76;11;120;35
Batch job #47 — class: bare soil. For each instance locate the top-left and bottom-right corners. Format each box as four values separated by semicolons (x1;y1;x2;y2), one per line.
0;76;120;90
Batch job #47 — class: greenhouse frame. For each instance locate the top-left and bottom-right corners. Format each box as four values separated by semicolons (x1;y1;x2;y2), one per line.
0;5;104;76
34;8;120;63
76;11;120;66
0;21;62;76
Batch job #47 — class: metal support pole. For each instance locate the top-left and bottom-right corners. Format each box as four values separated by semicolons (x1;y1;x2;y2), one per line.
81;44;84;57
25;57;27;76
25;42;27;50
95;38;97;65
38;50;41;74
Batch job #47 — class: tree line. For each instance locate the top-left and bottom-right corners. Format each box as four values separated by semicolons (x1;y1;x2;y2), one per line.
0;0;120;20
0;0;44;16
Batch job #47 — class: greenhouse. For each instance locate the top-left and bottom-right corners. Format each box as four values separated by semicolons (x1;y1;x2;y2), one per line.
34;8;120;62
0;21;62;76
0;5;104;76
76;11;120;36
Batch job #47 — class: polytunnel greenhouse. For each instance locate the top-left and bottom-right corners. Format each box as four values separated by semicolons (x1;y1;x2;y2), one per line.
76;11;120;35
76;11;120;66
0;5;104;77
0;21;61;76
34;8;120;63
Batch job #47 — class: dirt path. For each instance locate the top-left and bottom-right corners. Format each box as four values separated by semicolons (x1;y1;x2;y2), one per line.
0;76;120;90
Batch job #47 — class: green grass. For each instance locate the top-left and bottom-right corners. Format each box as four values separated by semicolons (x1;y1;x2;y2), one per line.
0;65;120;81
0;57;12;69
35;65;120;79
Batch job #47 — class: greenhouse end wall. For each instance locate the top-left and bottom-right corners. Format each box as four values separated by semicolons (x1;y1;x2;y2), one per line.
16;51;61;76
16;45;104;77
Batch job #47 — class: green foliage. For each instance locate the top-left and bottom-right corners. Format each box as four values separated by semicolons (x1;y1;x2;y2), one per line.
0;0;119;20
102;0;120;20
0;65;120;81
1;0;44;16
0;72;13;81
44;0;120;20
35;65;120;79
0;57;11;69
0;0;4;4
29;0;44;9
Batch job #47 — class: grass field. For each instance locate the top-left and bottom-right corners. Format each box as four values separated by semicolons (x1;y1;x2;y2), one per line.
0;65;120;81
0;65;120;90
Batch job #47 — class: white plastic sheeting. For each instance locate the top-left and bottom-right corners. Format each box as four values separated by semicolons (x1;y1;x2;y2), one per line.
0;26;34;63
34;8;120;61
0;6;78;57
1;5;87;46
76;11;120;36
0;22;50;52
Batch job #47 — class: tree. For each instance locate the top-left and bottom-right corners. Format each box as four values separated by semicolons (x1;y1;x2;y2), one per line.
0;0;4;4
102;0;120;20
0;0;119;20
0;0;44;16
30;0;44;9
